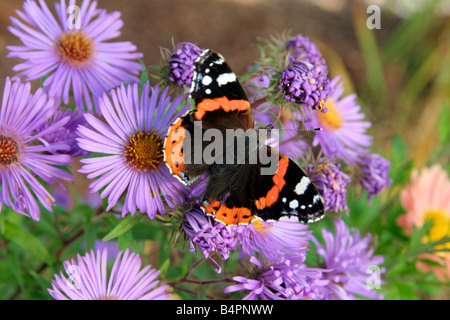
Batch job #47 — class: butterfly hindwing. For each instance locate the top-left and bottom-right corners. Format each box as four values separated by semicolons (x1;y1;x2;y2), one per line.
251;150;325;223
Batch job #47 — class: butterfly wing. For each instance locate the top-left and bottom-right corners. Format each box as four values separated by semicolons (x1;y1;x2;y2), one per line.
190;49;254;131
164;49;253;184
251;149;325;223
201;147;324;225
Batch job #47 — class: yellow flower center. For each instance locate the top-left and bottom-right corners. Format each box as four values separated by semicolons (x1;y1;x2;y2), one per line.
252;220;273;234
316;99;343;131
58;30;94;65
124;130;164;172
0;135;19;166
424;209;450;250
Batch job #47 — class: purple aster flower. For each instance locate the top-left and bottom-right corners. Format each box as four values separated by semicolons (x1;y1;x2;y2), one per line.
274;258;331;300
183;206;239;272
278;35;331;110
286;35;329;77
224;256;329;300
48;248;171;300
246;73;271;104
37;108;88;157
279;60;331;110
358;153;392;200
313;219;385;300
247;72;309;160
168;42;204;87
306;158;351;213
0;77;73;221
76;82;190;219
224;256;289;300
7;0;143;112
304;77;372;165
189;172;210;199
237;218;312;263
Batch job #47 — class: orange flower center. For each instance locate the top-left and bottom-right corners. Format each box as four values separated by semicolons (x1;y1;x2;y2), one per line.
124;130;163;172
58;30;94;65
316;99;343;131
0;135;19;166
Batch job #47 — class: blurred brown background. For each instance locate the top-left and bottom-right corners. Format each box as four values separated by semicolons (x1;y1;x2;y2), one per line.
0;0;399;94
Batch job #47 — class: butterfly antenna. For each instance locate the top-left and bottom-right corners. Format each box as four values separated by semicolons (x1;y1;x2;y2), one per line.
299;128;322;132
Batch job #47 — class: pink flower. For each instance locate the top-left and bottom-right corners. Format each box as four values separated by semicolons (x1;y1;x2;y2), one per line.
7;0;143;112
397;165;450;233
397;164;450;281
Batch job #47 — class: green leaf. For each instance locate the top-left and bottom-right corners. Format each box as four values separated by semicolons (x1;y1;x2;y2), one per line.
5;250;25;294
391;282;420;300
102;215;142;242
0;213;5;234
29;271;51;293
384;0;441;62
117;229;137;252
2;220;52;264
84;222;100;251
389;134;413;185
391;134;408;167
408;220;433;253
438;102;450;144
139;59;149;85
159;258;171;278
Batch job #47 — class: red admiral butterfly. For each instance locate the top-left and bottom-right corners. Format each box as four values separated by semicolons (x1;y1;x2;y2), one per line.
164;49;324;225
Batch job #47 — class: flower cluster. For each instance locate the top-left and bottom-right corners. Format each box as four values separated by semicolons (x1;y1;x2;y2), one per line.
168;42;204;87
224;219;384;300
1;0;395;301
279;35;331;110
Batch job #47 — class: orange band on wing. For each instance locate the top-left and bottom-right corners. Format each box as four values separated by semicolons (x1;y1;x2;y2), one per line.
214;204;254;225
202;199;221;215
254;154;289;210
202;198;255;226
194;97;249;120
164;118;187;178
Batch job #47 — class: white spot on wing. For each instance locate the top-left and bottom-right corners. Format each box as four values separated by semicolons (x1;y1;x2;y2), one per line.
216;72;236;87
202;75;212;86
295;176;311;195
289;200;299;209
